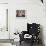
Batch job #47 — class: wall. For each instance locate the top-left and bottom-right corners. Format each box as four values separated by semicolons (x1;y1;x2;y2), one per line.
0;0;8;3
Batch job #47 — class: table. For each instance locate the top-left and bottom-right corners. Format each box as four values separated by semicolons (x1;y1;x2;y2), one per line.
13;34;20;46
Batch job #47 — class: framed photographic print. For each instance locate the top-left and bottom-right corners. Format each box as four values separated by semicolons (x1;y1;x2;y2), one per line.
16;10;25;17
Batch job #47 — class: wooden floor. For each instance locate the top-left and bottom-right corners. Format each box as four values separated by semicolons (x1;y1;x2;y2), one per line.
0;39;14;43
19;41;43;46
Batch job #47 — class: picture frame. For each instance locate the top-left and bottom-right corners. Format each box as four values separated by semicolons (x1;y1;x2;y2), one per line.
16;10;25;17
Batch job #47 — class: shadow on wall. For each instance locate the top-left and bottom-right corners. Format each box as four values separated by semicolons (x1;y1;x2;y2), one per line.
40;25;45;46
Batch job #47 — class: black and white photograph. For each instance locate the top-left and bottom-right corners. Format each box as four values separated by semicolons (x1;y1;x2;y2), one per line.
0;0;46;46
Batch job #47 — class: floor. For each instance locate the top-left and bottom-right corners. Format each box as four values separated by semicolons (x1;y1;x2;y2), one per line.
18;41;43;46
0;40;43;46
0;41;43;46
0;43;14;46
12;41;43;46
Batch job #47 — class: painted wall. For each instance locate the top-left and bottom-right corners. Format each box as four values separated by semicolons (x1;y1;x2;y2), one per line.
0;0;8;3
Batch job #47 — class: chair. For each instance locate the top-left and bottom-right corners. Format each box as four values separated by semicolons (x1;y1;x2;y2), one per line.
19;23;40;46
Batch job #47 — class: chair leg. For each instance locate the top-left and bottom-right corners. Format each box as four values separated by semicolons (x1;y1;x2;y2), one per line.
20;41;21;45
30;41;34;46
30;39;34;46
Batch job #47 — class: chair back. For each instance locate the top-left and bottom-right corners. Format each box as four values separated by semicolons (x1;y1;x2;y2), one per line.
27;23;40;35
